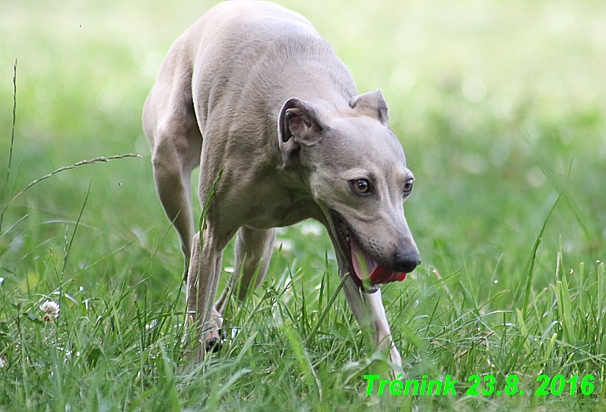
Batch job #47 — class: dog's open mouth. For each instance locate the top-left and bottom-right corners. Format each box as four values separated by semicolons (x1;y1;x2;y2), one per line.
330;211;406;293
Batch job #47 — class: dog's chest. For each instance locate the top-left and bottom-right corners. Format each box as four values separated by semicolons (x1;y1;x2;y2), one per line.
239;197;318;230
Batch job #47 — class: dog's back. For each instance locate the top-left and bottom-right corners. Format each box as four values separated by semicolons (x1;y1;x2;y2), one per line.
147;1;357;149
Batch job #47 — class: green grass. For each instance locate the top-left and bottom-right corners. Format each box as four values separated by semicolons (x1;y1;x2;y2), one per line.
1;0;606;410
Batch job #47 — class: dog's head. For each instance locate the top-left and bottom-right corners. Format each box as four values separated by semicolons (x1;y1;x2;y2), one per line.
278;91;420;292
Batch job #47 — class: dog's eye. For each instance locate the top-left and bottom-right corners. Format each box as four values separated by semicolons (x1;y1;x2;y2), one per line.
403;178;414;196
350;179;371;195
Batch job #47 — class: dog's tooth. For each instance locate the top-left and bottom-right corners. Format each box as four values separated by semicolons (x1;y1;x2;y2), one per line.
340;222;349;235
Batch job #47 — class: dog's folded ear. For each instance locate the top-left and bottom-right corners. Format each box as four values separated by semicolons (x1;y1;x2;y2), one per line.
278;98;326;169
349;90;389;126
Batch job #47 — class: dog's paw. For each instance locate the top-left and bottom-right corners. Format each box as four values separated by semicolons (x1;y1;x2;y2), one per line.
203;309;225;353
204;328;226;353
205;336;222;353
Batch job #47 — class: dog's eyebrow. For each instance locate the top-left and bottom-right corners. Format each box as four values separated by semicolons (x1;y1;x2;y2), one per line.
339;169;376;181
397;168;413;181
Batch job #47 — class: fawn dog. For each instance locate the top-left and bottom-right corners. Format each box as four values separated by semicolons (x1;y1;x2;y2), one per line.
143;0;420;367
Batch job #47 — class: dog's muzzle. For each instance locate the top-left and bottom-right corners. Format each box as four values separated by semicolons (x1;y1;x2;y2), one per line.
330;211;420;293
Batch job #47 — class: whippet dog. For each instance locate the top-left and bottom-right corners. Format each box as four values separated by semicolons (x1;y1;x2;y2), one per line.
143;0;420;368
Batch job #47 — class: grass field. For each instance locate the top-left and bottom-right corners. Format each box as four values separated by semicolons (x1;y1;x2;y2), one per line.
1;0;606;410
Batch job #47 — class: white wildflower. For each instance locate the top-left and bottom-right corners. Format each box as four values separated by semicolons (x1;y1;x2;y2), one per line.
145;319;158;330
0;356;6;368
40;300;60;322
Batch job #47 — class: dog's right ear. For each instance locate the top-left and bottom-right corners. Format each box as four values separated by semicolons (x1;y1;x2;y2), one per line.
278;98;326;169
349;90;389;126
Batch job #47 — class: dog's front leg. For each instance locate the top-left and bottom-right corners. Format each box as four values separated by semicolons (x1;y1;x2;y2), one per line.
341;273;402;368
186;230;224;362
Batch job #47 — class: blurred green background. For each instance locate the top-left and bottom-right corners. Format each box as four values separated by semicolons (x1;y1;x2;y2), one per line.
1;0;606;408
2;0;604;293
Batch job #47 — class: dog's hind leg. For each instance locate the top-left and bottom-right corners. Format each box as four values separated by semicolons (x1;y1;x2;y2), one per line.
186;228;227;360
217;227;276;314
151;137;199;275
144;105;202;278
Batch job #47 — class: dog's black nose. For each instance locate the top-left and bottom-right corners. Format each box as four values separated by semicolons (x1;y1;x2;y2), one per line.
393;250;421;273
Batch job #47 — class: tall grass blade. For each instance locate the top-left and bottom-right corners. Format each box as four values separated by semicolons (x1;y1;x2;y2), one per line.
306;272;349;344
516;308;532;354
0;60;18;235
578;262;585;315
520;190;562;317
160;345;181;412
197;168;223;234
11;154;140;203
598;261;606;353
598;261;605;317
213;367;252;400
235;331;258;363
525;129;594;246
61;180;91;277
553;275;574;345
284;321;322;399
542;332;557;365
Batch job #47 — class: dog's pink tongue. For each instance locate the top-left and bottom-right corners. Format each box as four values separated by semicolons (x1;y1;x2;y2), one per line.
370;266;407;283
350;236;406;284
350;238;376;280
